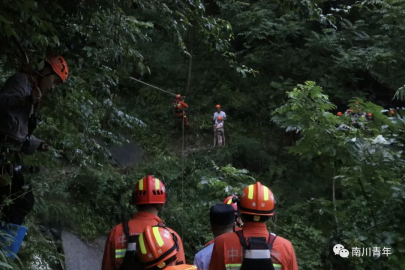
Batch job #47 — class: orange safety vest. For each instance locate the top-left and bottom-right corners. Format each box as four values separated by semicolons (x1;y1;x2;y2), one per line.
101;211;186;270
166;264;197;270
209;222;299;270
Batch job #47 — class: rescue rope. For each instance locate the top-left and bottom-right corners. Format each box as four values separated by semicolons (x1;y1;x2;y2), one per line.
129;77;176;97
181;98;186;240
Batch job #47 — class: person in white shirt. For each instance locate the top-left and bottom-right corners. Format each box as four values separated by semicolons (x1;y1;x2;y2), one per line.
213;104;226;124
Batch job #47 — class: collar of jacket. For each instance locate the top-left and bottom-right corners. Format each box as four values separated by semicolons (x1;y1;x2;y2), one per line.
133;211;162;223
242;221;268;232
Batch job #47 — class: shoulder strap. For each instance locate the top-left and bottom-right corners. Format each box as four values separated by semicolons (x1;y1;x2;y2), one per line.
122;220;130;240
267;233;277;250
235;230;248;248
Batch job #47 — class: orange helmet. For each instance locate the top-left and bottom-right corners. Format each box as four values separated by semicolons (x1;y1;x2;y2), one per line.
137;226;179;269
133;175;166;205
337;112;343;116
175;94;182;100
391;110;395;114
366;113;373;117
216;104;221;108
355;101;360;105
240;182;275;216
46;55;69;82
223;195;239;213
217;116;223;120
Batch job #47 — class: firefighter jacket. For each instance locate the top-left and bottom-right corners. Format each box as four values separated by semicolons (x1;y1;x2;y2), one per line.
101;211;186;270
208;222;299;270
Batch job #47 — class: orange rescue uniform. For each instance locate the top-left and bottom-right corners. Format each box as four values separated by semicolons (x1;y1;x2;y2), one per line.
209;222;299;270
166;265;197;270
102;211;186;270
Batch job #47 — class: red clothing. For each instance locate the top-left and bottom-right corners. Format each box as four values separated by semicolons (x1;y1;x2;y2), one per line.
209;222;299;270
166;265;197;270
101;212;186;270
175;101;189;111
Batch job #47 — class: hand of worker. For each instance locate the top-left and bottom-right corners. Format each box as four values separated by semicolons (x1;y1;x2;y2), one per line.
37;142;49;152
32;86;42;104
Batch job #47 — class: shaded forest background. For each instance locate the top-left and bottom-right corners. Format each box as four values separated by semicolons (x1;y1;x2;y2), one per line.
1;0;405;269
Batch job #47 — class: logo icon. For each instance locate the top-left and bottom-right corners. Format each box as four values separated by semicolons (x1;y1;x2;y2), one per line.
339;249;349;258
333;244;345;255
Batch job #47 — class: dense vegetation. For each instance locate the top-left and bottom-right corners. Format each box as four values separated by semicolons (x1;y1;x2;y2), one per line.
1;0;405;269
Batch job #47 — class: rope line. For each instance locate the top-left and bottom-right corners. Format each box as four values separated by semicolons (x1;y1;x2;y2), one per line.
181;101;185;240
129;77;176;97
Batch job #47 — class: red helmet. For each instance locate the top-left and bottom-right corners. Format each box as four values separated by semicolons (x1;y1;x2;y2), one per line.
137;226;179;269
217;116;223;120
366;113;373;117
240;182;275;216
175;94;182;100
337;112;343;116
223;195;238;213
133;175;166;205
46;55;69;82
391;110;395;114
216;104;221;108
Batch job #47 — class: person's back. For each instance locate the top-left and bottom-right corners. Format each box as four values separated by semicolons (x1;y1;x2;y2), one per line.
102;176;185;270
209;223;298;270
209;182;299;270
194;204;235;270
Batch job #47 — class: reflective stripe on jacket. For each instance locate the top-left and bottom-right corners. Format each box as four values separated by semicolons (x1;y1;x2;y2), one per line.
101;211;186;270
208;222;299;270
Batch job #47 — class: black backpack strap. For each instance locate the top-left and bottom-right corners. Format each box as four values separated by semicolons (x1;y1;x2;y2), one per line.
121;221;137;251
267;232;277;250
235;230;248;248
122;220;130;240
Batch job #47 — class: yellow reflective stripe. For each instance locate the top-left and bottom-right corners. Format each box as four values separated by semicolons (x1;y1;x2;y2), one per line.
153;227;164;247
155;178;160;190
225;264;241;270
138;234;147;254
263;186;269;201
273;264;282;270
139;178;144;190
227;198;232;204
248;185;254;199
115;249;126;258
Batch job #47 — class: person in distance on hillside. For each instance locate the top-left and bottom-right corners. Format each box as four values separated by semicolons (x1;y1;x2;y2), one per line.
209;182;299;270
136;226;196;270
174;94;189;126
194;204;235;270
102;175;186;270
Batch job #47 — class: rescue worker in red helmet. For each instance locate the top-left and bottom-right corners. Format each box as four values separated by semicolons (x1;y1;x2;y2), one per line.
102;175;186;270
174;94;189;126
336;112;343;116
137;226;196;270
0;55;68;227
209;182;299;270
223;195;243;230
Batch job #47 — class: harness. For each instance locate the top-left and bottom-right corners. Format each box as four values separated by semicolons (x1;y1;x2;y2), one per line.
235;230;277;270
174;101;184;114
